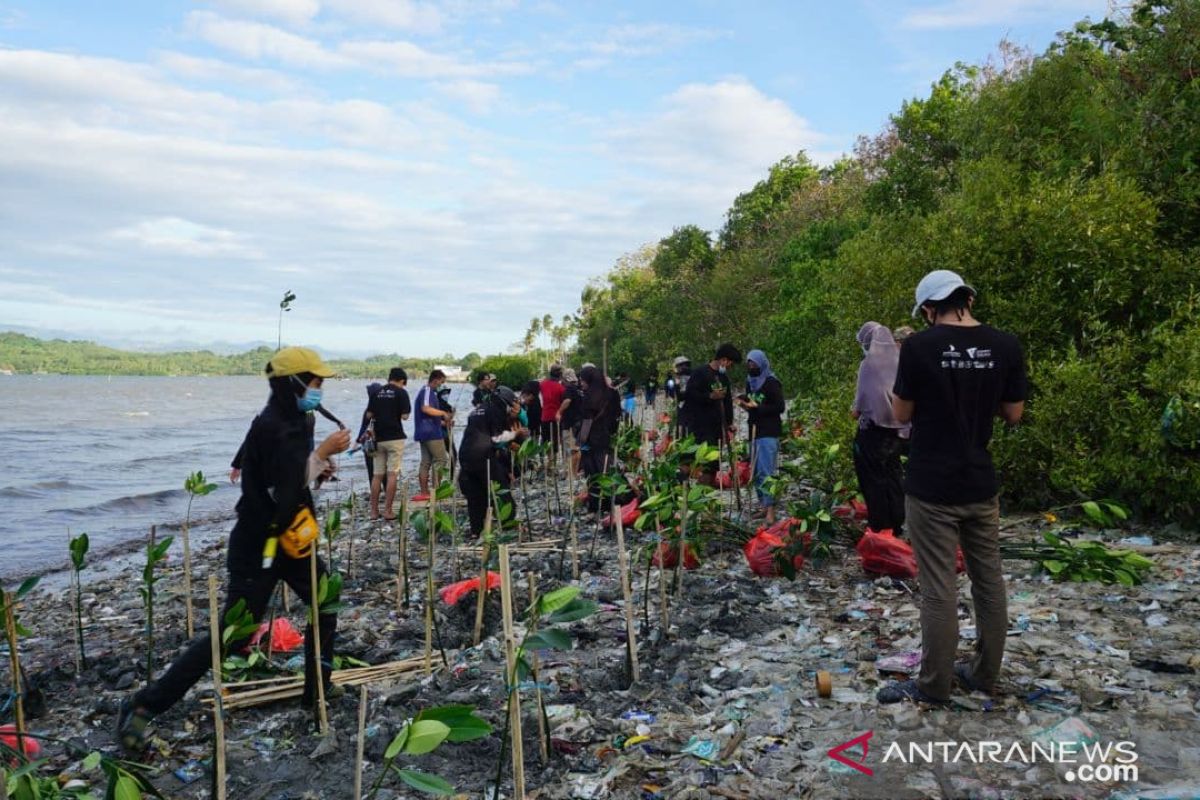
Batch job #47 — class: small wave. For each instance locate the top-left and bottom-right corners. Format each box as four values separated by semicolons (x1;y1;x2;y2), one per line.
0;479;92;499
122;411;151;417
54;487;186;516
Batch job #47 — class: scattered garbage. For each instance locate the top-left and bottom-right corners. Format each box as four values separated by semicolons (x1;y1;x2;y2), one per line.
680;736;719;760
715;462;752;490
0;724;41;759
651;541;699;570
601;498;641;528
743;529;805;578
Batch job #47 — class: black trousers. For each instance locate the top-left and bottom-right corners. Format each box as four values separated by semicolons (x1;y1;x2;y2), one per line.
539;420;560;458
853;425;906;534
134;555;336;715
459;459;514;537
581;446;612;513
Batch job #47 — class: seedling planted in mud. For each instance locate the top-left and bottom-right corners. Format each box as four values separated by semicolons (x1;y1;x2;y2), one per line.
492;584;596;800
68;531;89;670
2;576;39;753
220;598;268;683
139;530;174;681
182;470;217;638
365;704;492;798
1;739;164;800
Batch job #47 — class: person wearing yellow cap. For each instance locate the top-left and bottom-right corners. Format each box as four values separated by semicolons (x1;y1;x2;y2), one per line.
118;347;351;749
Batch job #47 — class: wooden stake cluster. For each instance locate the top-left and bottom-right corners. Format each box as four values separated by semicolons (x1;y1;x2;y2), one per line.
353;685;368;800
472;509;493;646
527;576;549;763
206;657;428;711
206;576;228;800
498;546;526;799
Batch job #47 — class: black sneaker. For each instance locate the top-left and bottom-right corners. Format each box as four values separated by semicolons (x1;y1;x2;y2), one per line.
876;679;946;705
116;698;153;752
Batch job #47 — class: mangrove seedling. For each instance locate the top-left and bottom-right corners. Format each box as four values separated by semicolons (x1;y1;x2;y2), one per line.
366;704;492;799
140;532;174;681
492;585;596;800
0;741;164;800
220;598;268;683
182;470;217;638
68;531;90;670
1001;529;1153;586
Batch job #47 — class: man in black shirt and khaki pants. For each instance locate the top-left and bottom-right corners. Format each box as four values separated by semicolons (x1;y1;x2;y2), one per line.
878;270;1027;705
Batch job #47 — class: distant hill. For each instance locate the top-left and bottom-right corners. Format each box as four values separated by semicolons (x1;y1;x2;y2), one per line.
0;332;472;378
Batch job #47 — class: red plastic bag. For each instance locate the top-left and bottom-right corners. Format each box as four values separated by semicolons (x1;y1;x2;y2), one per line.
440;572;502;605
651;541;699;570
247;618;304;653
411;492;431;503
743;531;805;577
575;488;589;506
716;461;753;489
0;724;40;759
654;434;673;457
602;498;640;528
833;498;869;522
855;529;965;578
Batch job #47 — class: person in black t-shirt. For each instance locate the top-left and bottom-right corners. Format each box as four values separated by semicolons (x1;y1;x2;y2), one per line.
644;376;658;409
877;271;1027;706
366;367;411;521
736;349;784;524
556;368;583;476
681;344;741;484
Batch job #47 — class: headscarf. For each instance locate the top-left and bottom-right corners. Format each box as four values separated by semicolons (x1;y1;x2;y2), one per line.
853;322;906;430
746;349;775;393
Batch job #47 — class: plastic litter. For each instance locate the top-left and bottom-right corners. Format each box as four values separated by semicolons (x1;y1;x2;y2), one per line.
439;571;502;605
716;461;752;490
876;650;923;674
174;759;206;784
247;617;304;653
620;709;656;723
832;498;869;522
681;736;719;760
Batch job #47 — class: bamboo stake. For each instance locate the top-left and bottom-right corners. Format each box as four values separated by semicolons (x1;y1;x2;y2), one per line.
675;481;689;596
749;425;757;514
613;509;640;683
3;591;25;756
528;576;549;763
498;546;525;800
283;584;291;614
353;685;368;800
472;508;493;646
207;577;227;800
424;481;438;676
399;495;410;610
309;546;329;735
182;520;195;639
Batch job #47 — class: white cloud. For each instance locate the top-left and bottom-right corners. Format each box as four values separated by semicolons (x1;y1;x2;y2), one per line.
901;0;1101;29
321;0;443;34
434;79;500;113
339;38;532;78
205;0;320;27
110;217;258;257
586;22;724;58
155;51;300;93
187;10;351;69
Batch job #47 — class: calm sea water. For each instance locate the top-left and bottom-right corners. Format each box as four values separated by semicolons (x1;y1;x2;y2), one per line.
0;375;476;579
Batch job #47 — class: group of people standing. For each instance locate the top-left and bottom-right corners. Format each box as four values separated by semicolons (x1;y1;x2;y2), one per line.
116;269;1027;754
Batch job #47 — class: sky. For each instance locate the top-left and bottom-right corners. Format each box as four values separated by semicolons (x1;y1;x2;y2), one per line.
0;0;1111;357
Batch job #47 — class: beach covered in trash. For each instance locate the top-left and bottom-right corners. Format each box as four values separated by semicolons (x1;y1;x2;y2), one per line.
4;460;1199;800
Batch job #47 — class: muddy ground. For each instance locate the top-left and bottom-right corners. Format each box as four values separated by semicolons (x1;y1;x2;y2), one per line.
4;465;1200;800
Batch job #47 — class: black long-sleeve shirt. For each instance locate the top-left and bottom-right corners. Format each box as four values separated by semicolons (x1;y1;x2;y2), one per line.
682;363;733;445
746;375;785;439
228;394;315;571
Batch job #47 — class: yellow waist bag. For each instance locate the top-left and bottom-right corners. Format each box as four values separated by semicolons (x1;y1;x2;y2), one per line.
279;506;320;559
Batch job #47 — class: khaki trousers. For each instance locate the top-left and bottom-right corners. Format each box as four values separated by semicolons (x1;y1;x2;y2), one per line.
907;494;1007;701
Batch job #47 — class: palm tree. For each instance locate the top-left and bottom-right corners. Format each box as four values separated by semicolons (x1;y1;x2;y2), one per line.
542;313;554;352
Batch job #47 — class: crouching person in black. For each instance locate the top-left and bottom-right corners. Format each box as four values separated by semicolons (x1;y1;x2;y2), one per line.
118;347;351;749
459;386;528;538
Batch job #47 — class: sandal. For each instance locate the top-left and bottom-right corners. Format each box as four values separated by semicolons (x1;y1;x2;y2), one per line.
116;698;154;752
876;679;947;705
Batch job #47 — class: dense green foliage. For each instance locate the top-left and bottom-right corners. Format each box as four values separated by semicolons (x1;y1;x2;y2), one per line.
571;1;1200;521
0;332;474;379
469;354;539;390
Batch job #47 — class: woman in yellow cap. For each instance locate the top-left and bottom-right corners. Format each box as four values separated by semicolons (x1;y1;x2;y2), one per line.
118;347;351;748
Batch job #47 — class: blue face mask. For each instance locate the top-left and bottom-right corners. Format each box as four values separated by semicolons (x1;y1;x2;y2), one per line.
518;408;528;426
296;387;322;413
